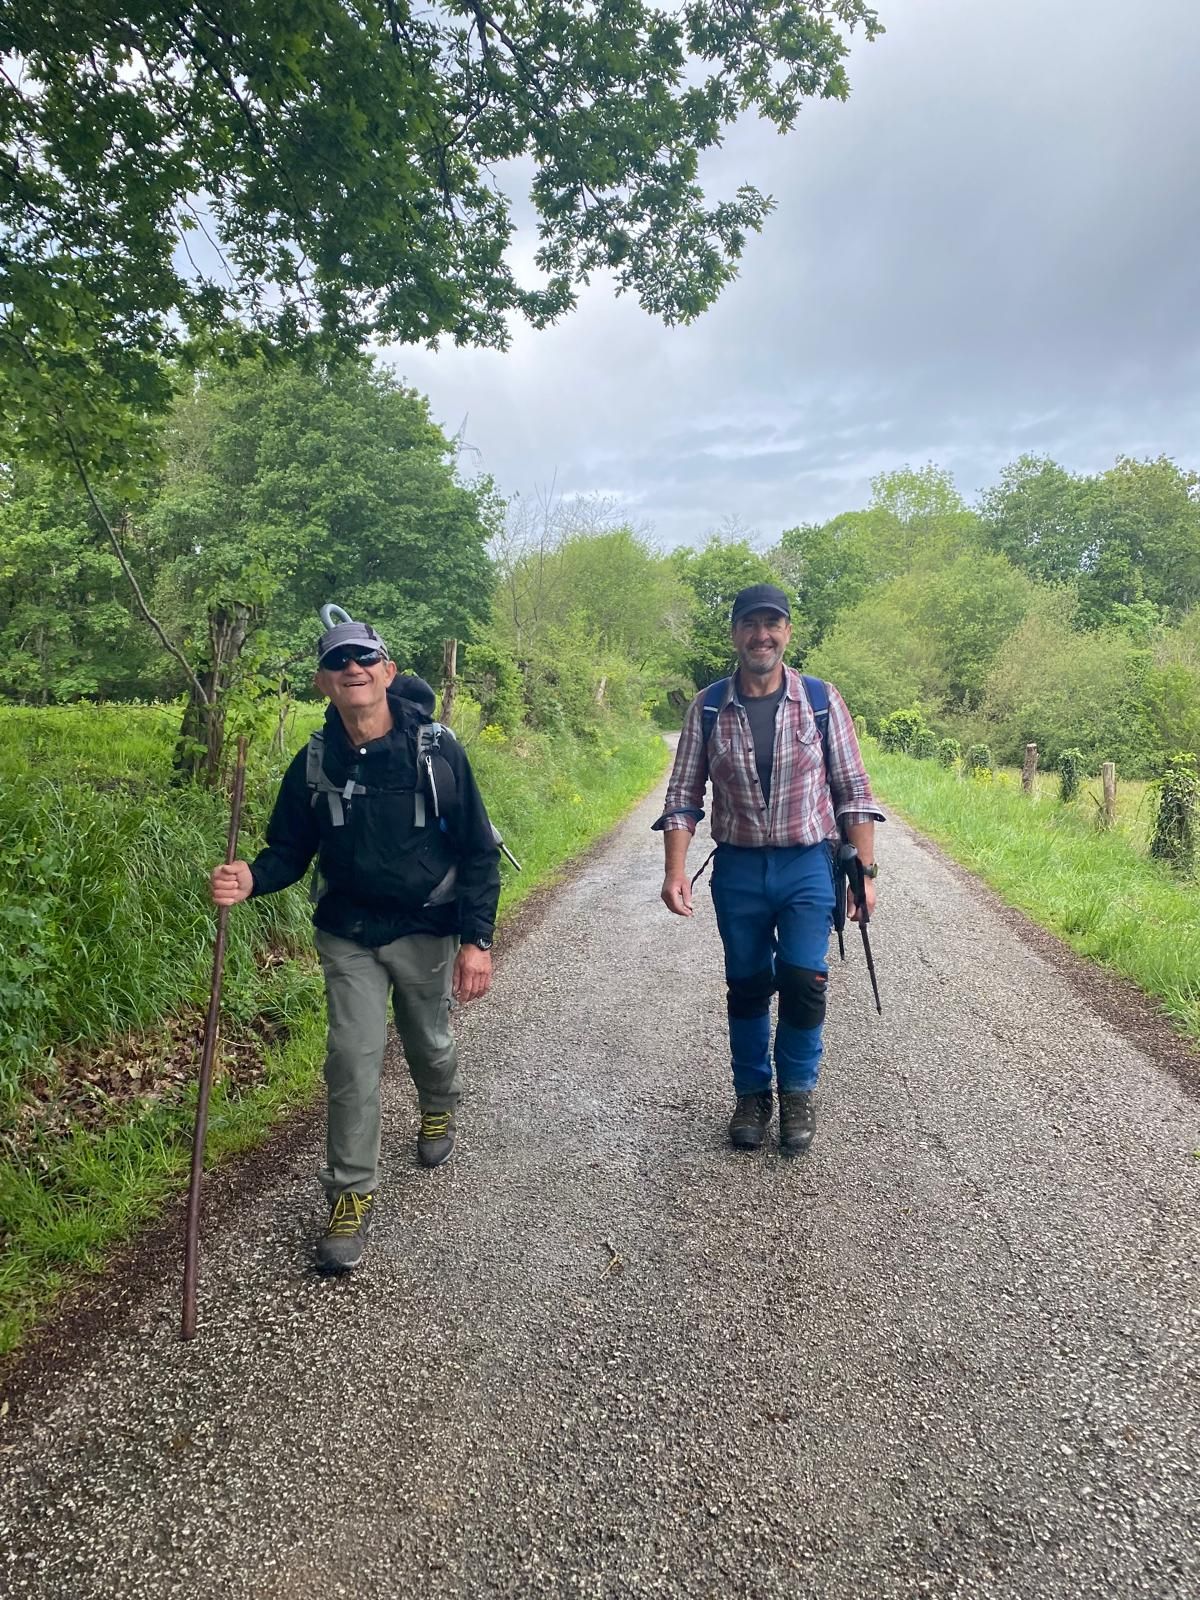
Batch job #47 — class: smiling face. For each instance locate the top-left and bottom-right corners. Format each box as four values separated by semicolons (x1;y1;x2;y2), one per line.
314;648;397;722
731;607;792;678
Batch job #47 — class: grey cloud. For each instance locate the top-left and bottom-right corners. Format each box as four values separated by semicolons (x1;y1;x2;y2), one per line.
387;0;1200;548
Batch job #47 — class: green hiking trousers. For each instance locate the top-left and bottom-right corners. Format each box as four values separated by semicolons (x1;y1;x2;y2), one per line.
314;929;460;1196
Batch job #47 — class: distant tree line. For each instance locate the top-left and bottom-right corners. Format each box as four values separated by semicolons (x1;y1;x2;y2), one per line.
786;460;1200;777
2;357;1197;783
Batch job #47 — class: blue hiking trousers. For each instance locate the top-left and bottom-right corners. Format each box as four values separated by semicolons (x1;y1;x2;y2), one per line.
710;841;836;1095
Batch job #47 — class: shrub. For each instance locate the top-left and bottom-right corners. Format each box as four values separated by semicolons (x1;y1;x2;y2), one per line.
980;605;1153;775
1149;753;1199;872
965;743;993;776
937;737;961;768
910;729;938;760
1058;748;1086;803
462;641;524;734
853;713;868;742
878;707;925;754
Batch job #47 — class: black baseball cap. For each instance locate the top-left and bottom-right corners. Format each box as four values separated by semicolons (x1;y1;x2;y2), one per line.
730;583;791;626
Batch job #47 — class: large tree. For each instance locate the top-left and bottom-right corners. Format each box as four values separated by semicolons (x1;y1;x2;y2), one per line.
777;466;982;648
1;0;881;473
671;536;784;689
0;457;153;701
146;354;498;775
980;454;1200;628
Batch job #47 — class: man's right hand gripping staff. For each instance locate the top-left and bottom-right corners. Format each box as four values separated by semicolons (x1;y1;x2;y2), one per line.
653;583;884;1157
210;861;254;906
209;606;501;1274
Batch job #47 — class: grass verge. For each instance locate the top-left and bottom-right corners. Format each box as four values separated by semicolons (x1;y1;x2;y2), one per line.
868;743;1200;1045
0;709;668;1360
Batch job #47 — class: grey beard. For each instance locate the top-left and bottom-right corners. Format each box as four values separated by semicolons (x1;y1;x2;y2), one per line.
742;654;779;676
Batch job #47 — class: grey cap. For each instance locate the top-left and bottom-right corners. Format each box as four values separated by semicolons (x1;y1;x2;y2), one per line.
316;604;390;665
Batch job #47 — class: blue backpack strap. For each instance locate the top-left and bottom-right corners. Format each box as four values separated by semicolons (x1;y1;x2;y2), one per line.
801;673;831;777
701;677;729;746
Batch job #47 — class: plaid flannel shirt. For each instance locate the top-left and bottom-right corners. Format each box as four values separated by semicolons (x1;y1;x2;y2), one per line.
653;668;884;847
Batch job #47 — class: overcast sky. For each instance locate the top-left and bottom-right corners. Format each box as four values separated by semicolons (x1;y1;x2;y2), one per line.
383;0;1200;549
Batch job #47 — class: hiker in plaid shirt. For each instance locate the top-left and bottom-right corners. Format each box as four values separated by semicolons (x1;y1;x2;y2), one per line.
654;584;884;1155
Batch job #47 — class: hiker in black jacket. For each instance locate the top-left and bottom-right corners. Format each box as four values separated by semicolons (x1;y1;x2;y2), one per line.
211;609;500;1272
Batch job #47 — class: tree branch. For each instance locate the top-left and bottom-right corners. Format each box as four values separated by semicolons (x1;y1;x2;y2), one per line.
60;427;211;706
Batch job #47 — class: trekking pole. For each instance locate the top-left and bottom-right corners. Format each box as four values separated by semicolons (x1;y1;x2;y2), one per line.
835;839;883;1015
181;735;248;1341
845;850;882;1015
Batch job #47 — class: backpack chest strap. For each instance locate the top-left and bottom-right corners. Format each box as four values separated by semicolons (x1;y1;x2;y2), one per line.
305;732;366;827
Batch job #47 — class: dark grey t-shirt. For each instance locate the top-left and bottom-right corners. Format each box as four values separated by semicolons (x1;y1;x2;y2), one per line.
742;684;786;805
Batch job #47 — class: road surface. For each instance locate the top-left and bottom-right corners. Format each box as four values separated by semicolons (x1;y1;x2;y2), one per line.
1;759;1197;1598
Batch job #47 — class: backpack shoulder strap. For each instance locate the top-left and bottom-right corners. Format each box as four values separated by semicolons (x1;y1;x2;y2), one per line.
304;729;366;827
800;674;831;777
700;678;729;746
305;731;327;789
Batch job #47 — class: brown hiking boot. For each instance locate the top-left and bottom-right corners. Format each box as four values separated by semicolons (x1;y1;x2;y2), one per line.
779;1091;817;1156
315;1190;375;1273
728;1090;773;1151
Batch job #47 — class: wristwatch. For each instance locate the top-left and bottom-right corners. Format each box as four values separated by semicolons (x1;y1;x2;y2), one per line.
860;863;879;879
467;937;493;951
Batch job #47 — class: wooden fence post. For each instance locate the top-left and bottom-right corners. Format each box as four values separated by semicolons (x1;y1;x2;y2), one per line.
439;638;457;725
1101;761;1117;828
1022;743;1038;795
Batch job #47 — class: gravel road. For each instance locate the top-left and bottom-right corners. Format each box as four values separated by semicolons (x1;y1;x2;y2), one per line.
2;754;1198;1600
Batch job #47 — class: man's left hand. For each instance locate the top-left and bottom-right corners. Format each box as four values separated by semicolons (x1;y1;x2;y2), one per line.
453;943;493;1003
846;879;877;923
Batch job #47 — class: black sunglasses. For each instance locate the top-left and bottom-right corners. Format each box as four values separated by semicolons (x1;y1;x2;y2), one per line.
321;646;386;671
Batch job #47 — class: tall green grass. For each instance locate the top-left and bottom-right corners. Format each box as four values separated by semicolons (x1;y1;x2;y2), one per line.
0;729;321;1107
0;706;668;1358
869;744;1200;1043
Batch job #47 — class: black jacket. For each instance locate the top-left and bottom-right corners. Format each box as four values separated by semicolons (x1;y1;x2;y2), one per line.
248;679;500;948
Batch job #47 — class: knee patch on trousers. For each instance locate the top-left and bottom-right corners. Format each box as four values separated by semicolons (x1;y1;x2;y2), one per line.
726;967;775;1019
776;964;827;1031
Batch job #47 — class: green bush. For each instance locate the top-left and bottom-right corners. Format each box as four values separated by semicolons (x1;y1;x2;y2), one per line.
965;743;993;776
937;737;961;768
516;623;650;740
980;603;1154;775
878;707;926;754
853;713;868;741
1149;753;1199;872
462;639;524;733
910;729;938;760
1058;748;1086;803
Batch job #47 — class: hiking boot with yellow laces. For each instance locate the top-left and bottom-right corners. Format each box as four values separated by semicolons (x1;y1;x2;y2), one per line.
315;1190;375;1273
417;1107;457;1168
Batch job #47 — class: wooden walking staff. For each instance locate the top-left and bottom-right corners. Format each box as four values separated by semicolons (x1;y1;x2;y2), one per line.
181;736;248;1341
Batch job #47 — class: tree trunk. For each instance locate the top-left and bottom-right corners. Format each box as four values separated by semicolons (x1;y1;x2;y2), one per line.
173;603;253;785
272;679;293;754
439;638;458;726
